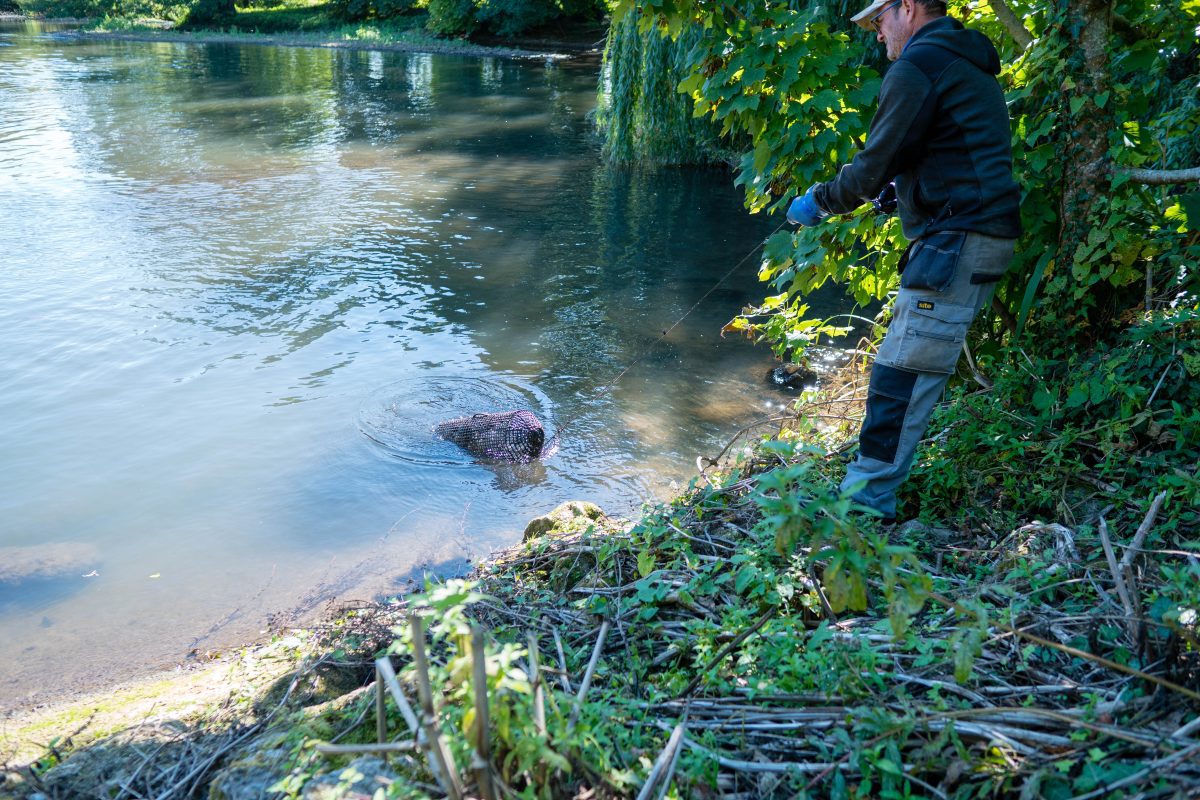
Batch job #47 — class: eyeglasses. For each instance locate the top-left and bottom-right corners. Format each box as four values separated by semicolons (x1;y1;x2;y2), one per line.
869;0;901;32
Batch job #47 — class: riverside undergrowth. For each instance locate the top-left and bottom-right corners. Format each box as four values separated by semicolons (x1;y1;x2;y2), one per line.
260;313;1200;799
11;313;1199;799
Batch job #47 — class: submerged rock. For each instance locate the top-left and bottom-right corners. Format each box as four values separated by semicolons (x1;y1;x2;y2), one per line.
0;542;100;585
768;363;817;389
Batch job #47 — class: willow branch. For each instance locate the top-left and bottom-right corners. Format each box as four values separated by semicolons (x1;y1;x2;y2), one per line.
987;0;1034;49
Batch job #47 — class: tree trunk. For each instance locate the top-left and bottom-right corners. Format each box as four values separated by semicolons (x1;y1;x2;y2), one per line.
1057;0;1114;263
1054;0;1118;333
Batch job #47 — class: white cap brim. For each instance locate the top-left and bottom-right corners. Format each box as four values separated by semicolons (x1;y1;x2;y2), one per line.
851;0;892;30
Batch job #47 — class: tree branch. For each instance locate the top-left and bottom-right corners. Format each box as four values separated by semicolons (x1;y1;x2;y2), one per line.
987;0;1034;49
1117;167;1200;185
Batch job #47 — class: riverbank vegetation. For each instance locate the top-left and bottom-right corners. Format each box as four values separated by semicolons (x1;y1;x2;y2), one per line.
7;0;608;44
7;351;1199;796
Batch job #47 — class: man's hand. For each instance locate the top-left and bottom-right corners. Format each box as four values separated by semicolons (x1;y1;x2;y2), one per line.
872;182;898;215
786;186;829;227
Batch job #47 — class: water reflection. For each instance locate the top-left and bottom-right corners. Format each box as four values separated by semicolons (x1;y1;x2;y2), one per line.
0;22;844;707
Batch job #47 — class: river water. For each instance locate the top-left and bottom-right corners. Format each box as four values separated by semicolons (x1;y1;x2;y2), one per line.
0;21;833;707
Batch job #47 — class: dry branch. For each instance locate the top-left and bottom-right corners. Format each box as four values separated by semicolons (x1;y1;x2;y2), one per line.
568;621;611;733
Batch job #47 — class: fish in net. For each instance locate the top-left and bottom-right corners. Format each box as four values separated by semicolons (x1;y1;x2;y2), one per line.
433;410;550;462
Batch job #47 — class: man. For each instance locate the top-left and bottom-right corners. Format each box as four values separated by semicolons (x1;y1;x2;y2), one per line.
787;0;1022;523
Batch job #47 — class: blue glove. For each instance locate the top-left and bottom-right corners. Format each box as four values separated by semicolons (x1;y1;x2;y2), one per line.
786;185;828;227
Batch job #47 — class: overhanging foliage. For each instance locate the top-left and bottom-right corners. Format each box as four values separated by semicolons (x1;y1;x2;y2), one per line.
602;0;1200;361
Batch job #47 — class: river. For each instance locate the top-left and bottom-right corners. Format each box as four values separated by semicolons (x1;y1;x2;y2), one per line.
0;20;836;708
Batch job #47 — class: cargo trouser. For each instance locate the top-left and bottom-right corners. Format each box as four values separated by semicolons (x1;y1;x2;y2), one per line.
840;231;1015;519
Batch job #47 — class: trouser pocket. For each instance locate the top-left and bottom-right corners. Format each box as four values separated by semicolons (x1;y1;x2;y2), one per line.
891;301;975;374
899;231;967;292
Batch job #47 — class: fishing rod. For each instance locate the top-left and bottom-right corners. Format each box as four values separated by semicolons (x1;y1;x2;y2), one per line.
548;218;791;442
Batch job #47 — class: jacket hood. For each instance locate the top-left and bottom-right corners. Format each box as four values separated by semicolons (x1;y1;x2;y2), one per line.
905;16;1001;75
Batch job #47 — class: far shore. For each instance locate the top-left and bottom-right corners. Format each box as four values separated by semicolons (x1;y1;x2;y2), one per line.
0;13;604;61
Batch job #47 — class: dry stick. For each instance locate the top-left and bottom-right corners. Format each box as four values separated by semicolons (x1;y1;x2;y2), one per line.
160;664;309;798
375;657;421;734
655;722;687;800
1118;491;1166;647
376;656;448;788
673;732;847;774
1098;516;1138;643
1173;714;1200;740
527;632;547;738
807;565;839;624
375;672;387;744
927;592;1200;703
635;720;687;800
410;615;465;800
1119;490;1168;572
552;628;573;693
568;620;611;733
315;741;417;756
470;626;496;800
1070;740;1200;800
677;609;775;698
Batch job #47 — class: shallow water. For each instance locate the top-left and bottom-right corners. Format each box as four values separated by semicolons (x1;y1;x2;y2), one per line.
0;21;844;707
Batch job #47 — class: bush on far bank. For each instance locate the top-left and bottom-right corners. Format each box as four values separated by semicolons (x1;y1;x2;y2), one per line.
16;0;189;22
329;0;417;25
335;0;607;37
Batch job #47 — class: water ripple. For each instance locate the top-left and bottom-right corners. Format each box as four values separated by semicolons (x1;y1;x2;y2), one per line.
359;374;558;466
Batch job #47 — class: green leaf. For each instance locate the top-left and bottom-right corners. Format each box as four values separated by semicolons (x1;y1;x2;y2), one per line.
875;758;904;776
752;138;772;173
1032;387;1057;412
1180;192;1200;232
1015;250;1054;338
735;565;759;594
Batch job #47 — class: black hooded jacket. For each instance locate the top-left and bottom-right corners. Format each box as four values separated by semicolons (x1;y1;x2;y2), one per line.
813;15;1022;241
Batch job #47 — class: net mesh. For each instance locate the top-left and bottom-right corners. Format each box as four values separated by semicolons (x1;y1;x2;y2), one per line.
433;410;546;462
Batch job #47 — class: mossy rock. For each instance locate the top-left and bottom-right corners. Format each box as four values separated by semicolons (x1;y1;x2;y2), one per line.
207;745;291;800
300;757;401;799
522;501;605;542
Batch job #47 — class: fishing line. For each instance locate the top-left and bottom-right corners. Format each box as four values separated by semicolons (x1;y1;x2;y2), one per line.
550;218;791;440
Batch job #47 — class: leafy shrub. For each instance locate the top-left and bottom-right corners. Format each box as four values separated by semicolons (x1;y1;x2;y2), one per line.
16;0;186;19
177;0;234;26
424;0;603;38
423;0;472;34
329;0;415;22
472;0;552;36
909;308;1200;528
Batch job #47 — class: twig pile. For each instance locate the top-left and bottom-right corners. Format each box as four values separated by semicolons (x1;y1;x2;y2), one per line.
464;465;1200;797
